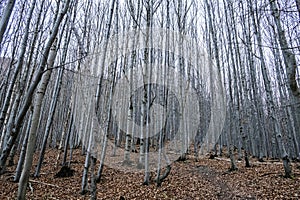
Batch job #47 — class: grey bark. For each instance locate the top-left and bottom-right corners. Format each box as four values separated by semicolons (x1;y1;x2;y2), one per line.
90;156;97;200
295;0;300;19
80;101;93;195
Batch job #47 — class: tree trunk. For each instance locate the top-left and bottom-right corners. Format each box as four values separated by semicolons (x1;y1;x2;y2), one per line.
62;114;73;166
17;39;58;200
269;0;299;98
14;112;32;182
95;0;116;183
123;0;142;166
0;0;36;145
81;102;94;195
0;0;70;174
34;67;64;177
90;156;97;200
250;0;292;178
0;0;16;45
295;0;300;21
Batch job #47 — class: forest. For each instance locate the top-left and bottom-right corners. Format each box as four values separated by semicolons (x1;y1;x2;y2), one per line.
0;0;299;199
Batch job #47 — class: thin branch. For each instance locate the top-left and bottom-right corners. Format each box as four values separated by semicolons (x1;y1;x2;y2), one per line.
29;179;60;188
43;54;88;73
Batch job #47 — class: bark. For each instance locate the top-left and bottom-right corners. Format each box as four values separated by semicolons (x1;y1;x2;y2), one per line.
62;114;73;166
90;156;97;200
175;0;188;162
80;134;90;194
156;102;172;186
229;144;238;171
295;0;300;19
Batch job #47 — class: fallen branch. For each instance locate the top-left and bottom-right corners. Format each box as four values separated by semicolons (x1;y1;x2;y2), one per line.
29;179;60;188
214;157;284;165
260;172;278;177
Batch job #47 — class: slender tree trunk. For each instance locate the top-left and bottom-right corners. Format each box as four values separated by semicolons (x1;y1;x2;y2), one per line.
123;0;142;165
35;13;71;174
90;156;97;200
250;0;292;178
269;0;299;98
229;144;238;171
0;0;35;142
95;0;116;183
240;0;266;161
81;102;94;195
295;0;300;24
14;112;32;182
142;0;154;185
34;67;64;177
62;114;73;166
224;0;250;167
17;39;58;200
0;0;36;173
0;0;16;45
0;0;70;173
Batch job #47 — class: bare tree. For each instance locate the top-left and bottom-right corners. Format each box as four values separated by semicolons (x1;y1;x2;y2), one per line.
17;37;58;200
269;0;299;99
0;0;70;174
94;0;116;183
0;0;16;45
249;0;292;178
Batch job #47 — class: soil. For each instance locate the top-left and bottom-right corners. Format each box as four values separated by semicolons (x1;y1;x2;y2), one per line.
0;148;300;199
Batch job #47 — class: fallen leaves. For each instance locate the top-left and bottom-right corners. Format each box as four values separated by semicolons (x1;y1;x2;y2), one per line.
0;149;299;199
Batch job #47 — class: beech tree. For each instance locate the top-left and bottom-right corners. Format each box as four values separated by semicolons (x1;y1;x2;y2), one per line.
0;0;299;198
18;38;59;200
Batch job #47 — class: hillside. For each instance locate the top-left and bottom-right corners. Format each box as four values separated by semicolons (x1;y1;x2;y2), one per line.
1;148;299;199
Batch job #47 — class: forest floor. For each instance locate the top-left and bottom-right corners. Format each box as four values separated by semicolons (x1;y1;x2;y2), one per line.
0;148;300;199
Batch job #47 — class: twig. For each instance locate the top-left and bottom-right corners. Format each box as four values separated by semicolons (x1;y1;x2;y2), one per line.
28;182;34;193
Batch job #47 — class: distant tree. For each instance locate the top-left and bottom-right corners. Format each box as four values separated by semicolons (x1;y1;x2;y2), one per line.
94;0;116;183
